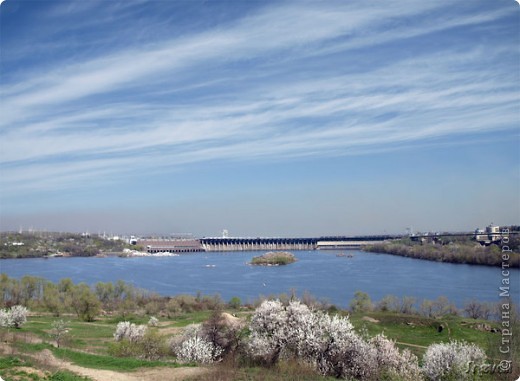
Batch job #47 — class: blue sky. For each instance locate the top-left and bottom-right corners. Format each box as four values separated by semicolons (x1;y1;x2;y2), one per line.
0;0;519;237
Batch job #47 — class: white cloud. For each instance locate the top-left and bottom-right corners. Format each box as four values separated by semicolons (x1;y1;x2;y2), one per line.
1;0;518;203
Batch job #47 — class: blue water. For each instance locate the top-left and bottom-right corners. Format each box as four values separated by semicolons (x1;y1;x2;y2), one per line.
1;251;518;308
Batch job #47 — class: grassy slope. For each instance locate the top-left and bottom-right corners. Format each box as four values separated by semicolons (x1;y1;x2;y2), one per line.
1;310;515;380
1;314;188;380
349;311;500;357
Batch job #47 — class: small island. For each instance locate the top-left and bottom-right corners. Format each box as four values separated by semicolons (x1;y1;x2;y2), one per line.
250;251;297;266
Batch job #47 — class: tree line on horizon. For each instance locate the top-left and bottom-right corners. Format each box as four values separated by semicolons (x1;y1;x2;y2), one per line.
364;235;520;268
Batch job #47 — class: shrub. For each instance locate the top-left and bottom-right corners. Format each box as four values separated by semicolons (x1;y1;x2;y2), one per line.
248;299;288;364
463;299;492;320
9;305;28;328
247;299;424;380
114;321;147;342
166;298;182;317
422;340;486;381
350;291;373;313
148;316;159;327
173;294;199;313
144;301;160;315
138;329;168;360
176;336;223;364
0;305;28;328
377;294;400;312
111;322;167;360
50;319;69;348
371;334;421;381
0;308;13;327
171;322;224;364
108;338;138;358
202;311;244;359
229;296;241;309
71;284;100;322
432;296;458;317
312;313;377;380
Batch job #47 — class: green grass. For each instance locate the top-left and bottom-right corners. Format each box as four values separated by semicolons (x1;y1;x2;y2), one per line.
47;371;92;381
22;315;119;353
187;360;338;381
0;355;91;381
23;317;54;337
104;315;150;325
15;342;184;372
0;355;28;370
7;309;516;380
170;311;213;327
349;311;501;357
19;311;503;358
52;346;182;371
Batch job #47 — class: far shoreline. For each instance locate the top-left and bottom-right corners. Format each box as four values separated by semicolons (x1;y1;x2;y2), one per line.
1;248;519;268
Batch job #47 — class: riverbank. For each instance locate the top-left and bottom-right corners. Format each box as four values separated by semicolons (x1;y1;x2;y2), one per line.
364;241;520;268
0;232;134;259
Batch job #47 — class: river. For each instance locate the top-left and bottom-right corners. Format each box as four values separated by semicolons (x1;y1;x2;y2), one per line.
1;250;518;308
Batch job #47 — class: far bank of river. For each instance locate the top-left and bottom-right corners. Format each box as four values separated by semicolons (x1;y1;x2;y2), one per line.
1;250;518;308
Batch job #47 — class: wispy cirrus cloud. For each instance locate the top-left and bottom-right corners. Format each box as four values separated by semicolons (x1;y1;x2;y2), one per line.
1;0;518;207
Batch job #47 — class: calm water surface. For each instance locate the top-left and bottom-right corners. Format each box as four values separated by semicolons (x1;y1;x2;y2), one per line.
1;251;518;307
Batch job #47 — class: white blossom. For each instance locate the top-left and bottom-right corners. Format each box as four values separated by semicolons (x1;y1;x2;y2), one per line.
170;323;223;364
148;316;159;327
316;321;377;380
371;334;422;381
0;305;28;328
248;299;288;360
176;336;223;364
247;300;374;379
113;321;147;342
247;299;423;381
422;340;486;381
181;323;202;340
0;309;13;327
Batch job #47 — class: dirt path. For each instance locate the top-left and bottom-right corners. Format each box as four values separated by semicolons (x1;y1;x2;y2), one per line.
395;341;428;349
34;349;209;381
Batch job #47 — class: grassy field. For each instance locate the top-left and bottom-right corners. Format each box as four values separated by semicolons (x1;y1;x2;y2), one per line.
348;311;501;358
0;309;516;381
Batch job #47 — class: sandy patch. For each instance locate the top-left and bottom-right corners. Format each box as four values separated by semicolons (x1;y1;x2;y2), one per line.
362;316;380;323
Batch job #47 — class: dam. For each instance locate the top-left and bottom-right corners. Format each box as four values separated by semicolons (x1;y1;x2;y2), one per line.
200;236;399;251
139;235;399;253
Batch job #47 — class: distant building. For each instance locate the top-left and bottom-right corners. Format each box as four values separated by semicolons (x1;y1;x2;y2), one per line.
475;224;501;245
139;239;203;253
